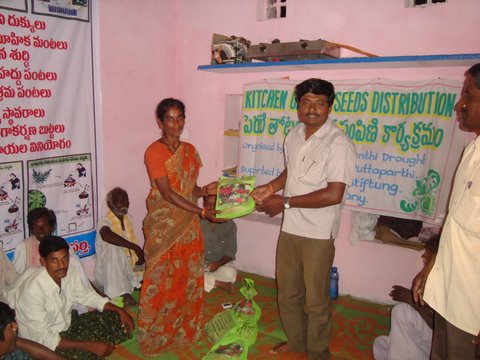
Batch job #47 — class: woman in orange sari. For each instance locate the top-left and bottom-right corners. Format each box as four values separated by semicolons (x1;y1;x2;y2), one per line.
137;98;219;355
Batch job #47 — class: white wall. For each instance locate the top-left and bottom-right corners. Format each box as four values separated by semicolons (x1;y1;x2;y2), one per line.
98;0;480;302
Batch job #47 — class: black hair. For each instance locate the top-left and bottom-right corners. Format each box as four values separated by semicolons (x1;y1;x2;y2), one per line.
0;302;15;341
155;98;186;122
466;63;480;89
294;78;336;106
39;235;69;259
27;207;56;231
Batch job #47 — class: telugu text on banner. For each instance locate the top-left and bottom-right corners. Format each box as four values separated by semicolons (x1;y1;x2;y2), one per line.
0;1;98;259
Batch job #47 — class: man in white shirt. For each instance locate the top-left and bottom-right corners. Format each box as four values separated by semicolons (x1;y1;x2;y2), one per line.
252;78;356;359
13;207;95;314
13;207;57;274
373;234;439;360
13;207;90;286
7;235;134;358
0;301;66;360
412;63;480;359
94;187;145;306
0;244;18;303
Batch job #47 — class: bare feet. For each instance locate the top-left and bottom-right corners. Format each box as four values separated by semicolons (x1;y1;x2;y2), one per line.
215;280;235;293
121;293;137;307
269;342;289;355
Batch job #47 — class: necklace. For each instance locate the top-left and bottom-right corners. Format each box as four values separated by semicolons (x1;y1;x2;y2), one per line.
161;137;180;154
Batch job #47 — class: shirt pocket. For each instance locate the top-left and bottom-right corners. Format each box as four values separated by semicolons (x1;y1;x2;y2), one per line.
451;179;480;233
296;155;327;187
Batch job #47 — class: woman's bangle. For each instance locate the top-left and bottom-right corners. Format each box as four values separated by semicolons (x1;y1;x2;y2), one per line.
201;208;206;219
268;183;274;194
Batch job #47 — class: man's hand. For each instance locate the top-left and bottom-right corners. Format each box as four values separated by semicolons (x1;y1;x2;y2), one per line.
134;245;145;266
251;184;273;204
389;285;414;305
208;262;221;273
117;308;134;335
88;342;115;357
255;194;284;217
411;270;429;306
104;303;135;335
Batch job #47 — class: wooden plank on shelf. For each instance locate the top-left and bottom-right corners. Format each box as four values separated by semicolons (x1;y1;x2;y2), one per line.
224;129;240;136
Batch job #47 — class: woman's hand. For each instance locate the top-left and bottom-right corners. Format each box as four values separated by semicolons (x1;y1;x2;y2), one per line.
204;181;218;196
202;208;228;223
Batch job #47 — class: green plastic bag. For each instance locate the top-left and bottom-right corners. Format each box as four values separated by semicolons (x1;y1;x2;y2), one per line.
203;278;261;359
216;176;255;219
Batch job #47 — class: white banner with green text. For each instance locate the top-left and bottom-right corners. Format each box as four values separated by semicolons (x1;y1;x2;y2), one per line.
238;78;466;225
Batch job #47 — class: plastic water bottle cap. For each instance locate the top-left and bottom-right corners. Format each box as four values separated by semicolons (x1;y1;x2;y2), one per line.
332;266;337;272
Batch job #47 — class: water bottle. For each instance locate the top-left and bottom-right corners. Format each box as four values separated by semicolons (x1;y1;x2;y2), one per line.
330;267;339;300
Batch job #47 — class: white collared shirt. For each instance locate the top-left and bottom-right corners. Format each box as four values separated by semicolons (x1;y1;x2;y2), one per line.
282;119;356;239
6;265;109;350
424;136;480;335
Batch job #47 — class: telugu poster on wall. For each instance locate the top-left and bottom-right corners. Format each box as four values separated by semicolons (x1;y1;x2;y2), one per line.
238;78;466;225
0;1;99;259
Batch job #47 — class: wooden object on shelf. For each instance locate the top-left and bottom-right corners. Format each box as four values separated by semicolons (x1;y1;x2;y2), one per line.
247;39;341;62
198;53;480;73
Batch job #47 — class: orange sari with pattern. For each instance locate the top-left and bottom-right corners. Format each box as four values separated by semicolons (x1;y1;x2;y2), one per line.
137;141;204;356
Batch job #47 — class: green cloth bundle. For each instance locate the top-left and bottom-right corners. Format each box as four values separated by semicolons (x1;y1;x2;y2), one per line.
57;310;131;360
203;278;261;359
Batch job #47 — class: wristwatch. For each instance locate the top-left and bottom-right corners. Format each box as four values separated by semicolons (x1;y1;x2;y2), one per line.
283;197;291;209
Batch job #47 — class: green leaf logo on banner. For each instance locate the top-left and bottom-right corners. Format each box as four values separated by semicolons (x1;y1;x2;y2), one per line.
400;169;440;215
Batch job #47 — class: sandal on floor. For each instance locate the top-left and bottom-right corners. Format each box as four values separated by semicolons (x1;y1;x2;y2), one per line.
269;341;289;355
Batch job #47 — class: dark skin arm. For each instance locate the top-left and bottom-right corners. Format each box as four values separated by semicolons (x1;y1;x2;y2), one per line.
99;226;145;265
412;254;437;306
155;176;222;222
57;338;115;358
208;255;233;272
389;285;434;329
16;337;67;360
255;181;346;217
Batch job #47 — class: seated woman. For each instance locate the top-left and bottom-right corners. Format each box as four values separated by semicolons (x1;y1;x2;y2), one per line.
137;98;221;356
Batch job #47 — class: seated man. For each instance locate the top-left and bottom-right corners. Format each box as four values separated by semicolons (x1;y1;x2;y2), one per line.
0;243;18;303
13;207;94;310
94;187;145;306
6;235;134;359
13;207;57;274
0;302;66;360
201;195;237;292
373;234;440;360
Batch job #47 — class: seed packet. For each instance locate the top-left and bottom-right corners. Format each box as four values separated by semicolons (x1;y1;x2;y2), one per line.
216;176;255;219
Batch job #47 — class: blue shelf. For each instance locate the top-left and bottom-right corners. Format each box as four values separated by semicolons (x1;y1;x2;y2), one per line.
198;53;480;73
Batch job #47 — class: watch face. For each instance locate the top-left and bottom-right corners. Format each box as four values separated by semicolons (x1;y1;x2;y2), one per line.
284;197;290;209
